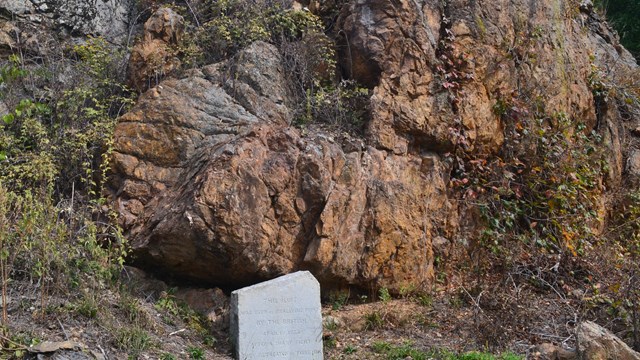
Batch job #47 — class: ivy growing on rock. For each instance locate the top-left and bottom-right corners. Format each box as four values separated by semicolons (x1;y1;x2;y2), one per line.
452;108;607;257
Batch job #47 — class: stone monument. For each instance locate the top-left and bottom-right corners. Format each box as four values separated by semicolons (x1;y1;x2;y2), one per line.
230;271;323;359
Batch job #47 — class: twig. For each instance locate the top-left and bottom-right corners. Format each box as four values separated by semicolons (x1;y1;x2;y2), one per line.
0;333;27;350
561;334;575;346
169;328;186;336
97;344;107;359
57;318;69;340
529;331;567;340
184;0;201;27
461;286;485;313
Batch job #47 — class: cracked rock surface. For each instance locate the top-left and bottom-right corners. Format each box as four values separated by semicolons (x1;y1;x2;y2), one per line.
110;0;637;291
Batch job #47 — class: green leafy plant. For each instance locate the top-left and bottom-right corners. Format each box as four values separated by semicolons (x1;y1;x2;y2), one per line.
323;336;337;349
379;287;392;303
0;54;27;86
0;36;132;326
188;346;205;359
607;188;640;349
343;345;358;354
329;289;350;310
453;110;607;257
294;80;370;131
178;0;369;131
372;341;429;360
416;294;433;307
372;342;523;360
75;290;100;319
184;0;325;64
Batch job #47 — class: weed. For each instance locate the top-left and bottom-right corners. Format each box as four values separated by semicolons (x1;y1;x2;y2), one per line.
372;342;524;360
416;294;433;307
379;287;392;303
449;293;464;309
449;351;523;360
118;292;144;324
364;311;384;330
399;284;418;298
203;335;217;347
372;341;429;360
324;318;339;331
329;289;350;310
160;354;177;360
115;326;152;358
452;109;607;258
343;345;357;354
0;36;132;325
182;0;326;64
155;291;181;316
324;337;337;349
76;291;100;319
188;346;205;359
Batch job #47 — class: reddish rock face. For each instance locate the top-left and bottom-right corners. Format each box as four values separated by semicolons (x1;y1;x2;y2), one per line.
111;2;636;291
335;0;635;159
111;40;456;291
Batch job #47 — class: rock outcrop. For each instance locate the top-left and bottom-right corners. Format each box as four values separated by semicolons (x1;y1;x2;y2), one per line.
110;1;638;292
128;7;184;92
0;0;133;44
111;40;456;291
336;0;636;159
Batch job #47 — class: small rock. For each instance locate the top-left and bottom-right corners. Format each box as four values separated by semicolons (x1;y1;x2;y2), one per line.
432;236;450;257
533;343;576;360
626;149;640;176
579;0;593;13
323;315;344;329
577;321;640;360
0;0;34;15
28;340;83;353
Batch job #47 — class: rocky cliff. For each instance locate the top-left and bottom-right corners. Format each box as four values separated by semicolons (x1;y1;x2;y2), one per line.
6;0;634;295
105;0;638;293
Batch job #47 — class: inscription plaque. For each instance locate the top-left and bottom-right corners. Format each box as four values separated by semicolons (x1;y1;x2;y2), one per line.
230;271;323;360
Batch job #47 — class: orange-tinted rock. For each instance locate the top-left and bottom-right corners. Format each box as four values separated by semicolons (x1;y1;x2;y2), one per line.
111;0;638;292
110;42;455;292
128;7;183;92
336;0;636;158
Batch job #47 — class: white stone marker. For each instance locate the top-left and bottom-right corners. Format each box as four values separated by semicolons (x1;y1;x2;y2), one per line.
230;271;323;360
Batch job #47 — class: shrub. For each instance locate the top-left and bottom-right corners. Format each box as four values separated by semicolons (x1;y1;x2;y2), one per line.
178;0;369;131
184;0;325;64
453;110;607;257
0;36;132;323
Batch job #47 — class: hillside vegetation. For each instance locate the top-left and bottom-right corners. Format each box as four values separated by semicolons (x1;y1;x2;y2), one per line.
0;0;639;358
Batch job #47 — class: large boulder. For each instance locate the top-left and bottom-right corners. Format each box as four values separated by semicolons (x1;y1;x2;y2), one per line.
531;321;640;360
110;41;456;291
